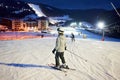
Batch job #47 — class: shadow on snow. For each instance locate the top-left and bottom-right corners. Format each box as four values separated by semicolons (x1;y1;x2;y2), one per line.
0;62;52;70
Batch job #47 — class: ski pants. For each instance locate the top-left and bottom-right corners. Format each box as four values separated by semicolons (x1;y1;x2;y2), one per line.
55;52;66;67
72;38;75;42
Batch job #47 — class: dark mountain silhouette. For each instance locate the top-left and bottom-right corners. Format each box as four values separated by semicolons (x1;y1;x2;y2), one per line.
0;0;119;24
0;0;35;18
0;0;120;38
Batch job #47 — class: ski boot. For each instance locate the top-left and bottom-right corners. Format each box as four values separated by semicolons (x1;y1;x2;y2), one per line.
60;63;69;69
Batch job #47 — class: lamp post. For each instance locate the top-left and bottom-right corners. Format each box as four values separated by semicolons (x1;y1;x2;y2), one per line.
102;29;105;41
97;22;105;41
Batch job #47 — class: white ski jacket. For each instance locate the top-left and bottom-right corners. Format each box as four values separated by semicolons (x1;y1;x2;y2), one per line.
55;35;66;52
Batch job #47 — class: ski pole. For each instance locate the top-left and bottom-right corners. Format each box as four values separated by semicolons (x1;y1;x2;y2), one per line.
66;49;87;62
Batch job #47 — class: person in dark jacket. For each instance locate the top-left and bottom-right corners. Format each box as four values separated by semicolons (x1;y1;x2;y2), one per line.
71;33;75;42
52;28;68;69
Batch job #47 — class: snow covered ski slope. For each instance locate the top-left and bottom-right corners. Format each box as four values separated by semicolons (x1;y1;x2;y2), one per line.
0;37;120;80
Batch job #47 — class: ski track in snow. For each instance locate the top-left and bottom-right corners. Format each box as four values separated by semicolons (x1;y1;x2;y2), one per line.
67;40;118;80
0;38;120;80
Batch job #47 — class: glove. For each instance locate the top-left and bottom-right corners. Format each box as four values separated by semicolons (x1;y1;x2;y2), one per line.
65;47;67;50
52;49;56;54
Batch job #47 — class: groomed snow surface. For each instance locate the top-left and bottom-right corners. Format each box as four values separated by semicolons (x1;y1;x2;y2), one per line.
0;37;120;80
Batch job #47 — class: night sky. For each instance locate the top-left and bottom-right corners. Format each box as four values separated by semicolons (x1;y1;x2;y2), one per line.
21;0;120;10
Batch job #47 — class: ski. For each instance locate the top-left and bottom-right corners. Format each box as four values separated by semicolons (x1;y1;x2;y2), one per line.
47;63;76;72
50;66;67;72
47;63;67;72
60;65;76;71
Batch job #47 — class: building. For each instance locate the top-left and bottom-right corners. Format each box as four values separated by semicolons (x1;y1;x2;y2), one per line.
37;17;49;31
12;19;24;31
0;24;8;32
10;17;49;32
0;18;12;30
24;19;37;32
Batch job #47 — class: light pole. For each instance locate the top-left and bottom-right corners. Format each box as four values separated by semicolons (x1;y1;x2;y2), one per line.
97;22;105;41
102;29;105;41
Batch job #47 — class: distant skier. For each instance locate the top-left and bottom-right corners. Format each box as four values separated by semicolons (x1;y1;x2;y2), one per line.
52;28;68;69
71;33;75;42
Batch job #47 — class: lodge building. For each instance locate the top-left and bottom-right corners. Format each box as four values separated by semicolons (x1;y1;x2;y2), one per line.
11;17;49;32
